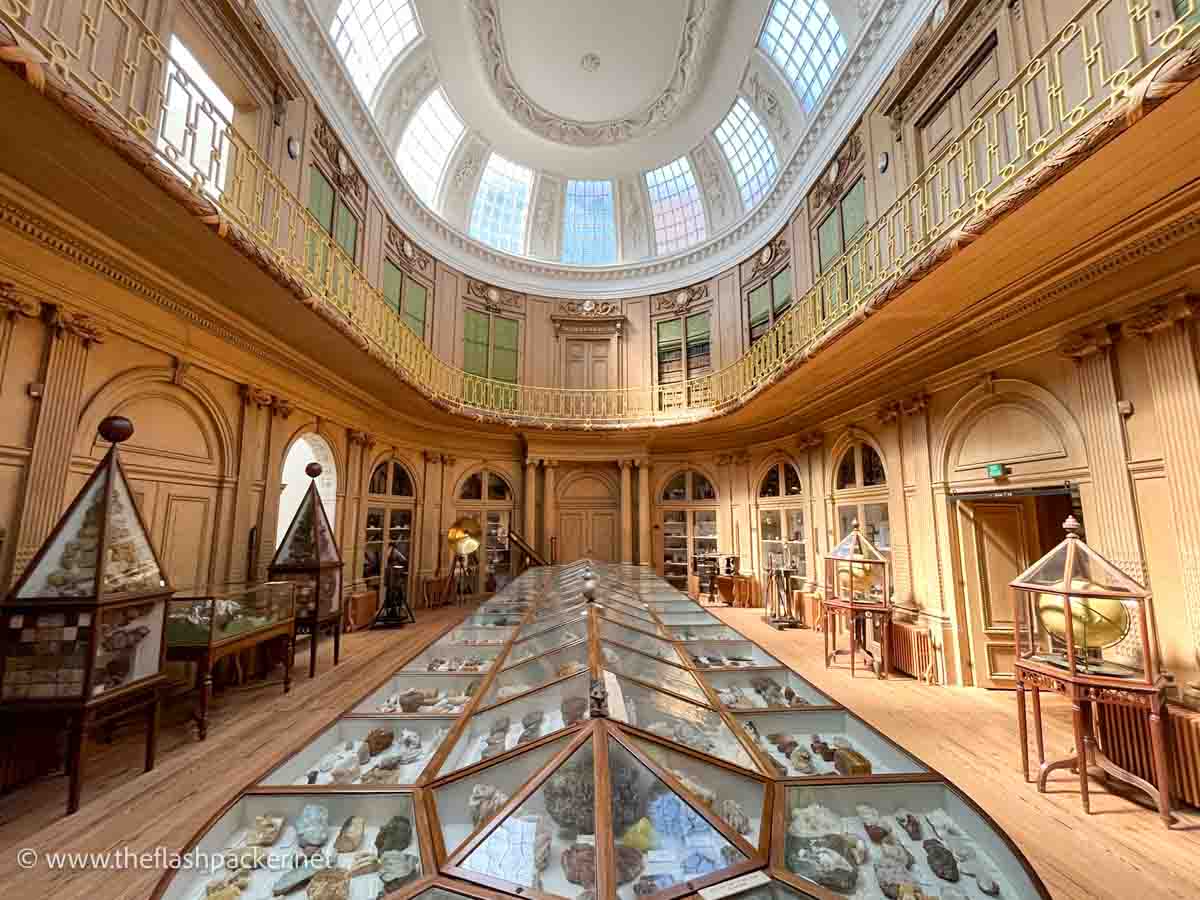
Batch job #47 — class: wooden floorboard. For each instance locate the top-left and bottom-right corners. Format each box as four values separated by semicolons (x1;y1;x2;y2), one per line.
0;602;1196;899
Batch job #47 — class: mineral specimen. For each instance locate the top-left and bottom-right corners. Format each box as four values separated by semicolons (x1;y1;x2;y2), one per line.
647;792;706;841
562;696;588;726
360;768;401;785
561;844;597;887
349;852;379;876
296;804;330;853
379;850;420;892
395;688;428;712
329;760;360;784
810;735;835;762
375;815;413;853
789;747;815;774
399;729;421;749
834;748;872;776
249;814;284;846
896;810;922;840
681;851;719;877
976;869;1001;896
666;768;715;808
785;845;857;893
924;839;961;882
622;817;661;851
469;784;510;827
633;874;676;896
205;870;249;896
857;805;891;843
717;798;751;835
204;886;240;900
788;803;842;837
271;862;323;895
307;867;350;900
333;816;364;853
366;728;394;755
874;843;916;900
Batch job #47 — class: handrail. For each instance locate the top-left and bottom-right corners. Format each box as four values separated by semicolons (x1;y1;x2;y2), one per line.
1;0;1196;429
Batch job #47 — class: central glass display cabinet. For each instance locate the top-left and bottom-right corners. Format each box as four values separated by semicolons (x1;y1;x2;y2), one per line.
822;522;892;679
152;560;1051;900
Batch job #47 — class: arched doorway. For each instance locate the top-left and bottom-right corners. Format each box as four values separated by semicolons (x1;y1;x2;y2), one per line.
456;468;515;596
658;468;719;591
756;457;806;580
557;469;619;563
362;457;417;614
277;433;337;548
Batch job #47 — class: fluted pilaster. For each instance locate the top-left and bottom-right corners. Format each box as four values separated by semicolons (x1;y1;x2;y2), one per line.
619;459;633;564
637;459;651;567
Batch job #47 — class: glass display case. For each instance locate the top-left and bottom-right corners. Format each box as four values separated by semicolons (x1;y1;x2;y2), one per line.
824;523;889;607
519;607;588;639
447;623;517;646
685;641;782;670
437;673;591;777
258;716;450;787
658;611;722;627
401;642;503;674
662;510;689;590
156;792;426;900
478;642;590;708
693;510;719;560
505;623;587;666
737;711;928;779
486;510;513;594
601;607;665;635
353;672;484;716
667;623;745;642
153;560;1051;900
1010;516;1158;686
778;782;1046;899
701;669;835;710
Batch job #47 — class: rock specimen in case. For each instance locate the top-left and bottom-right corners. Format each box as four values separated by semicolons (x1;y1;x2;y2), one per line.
647;791;705;841
205;869;249;899
366;728;394;755
810;734;835;762
249;814;284;846
717;798;751;835
633;873;677;896
896;809;922;841
858;804;891;843
307;867;350;900
349;852;380;876
469;784;510;827
564;843;645;886
272;861;324;895
785;843;857;893
621;817;661;851
330;760;360;784
334;815;365;853
789;746;815;774
923;839;960;883
834;747;872;776
295;804;330;853
874;842;916;900
375;814;413;853
379;850;421;892
665;767;715;808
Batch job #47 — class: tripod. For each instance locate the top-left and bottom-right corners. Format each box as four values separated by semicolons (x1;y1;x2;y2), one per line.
762;555;801;630
438;553;473;607
371;562;416;628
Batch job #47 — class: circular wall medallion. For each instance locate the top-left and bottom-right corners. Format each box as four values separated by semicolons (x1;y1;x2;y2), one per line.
582;300;596;312
486;287;501;303
878;151;890;174
287;136;300;160
580;53;601;73
759;245;774;266
402;239;415;259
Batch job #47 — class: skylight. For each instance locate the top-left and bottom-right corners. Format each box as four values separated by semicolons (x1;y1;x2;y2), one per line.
470;154;534;255
644;157;707;255
396;88;465;209
561;180;617;265
329;0;422;104
759;0;848;113
714;98;779;211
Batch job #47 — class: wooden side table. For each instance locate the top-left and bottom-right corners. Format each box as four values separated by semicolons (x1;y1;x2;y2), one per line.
821;597;891;679
297;610;342;679
1015;664;1173;826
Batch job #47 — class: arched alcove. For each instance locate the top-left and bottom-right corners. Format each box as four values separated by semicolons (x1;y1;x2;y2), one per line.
277;433;338;548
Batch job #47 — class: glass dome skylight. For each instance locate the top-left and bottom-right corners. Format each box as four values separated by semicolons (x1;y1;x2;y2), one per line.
470;154;535;255
561;180;617;265
395;87;465;209
714;98;779;211
329;0;422;103
645;156;707;255
759;0;847;113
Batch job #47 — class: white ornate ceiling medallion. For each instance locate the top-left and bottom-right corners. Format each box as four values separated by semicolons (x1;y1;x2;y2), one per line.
468;0;716;147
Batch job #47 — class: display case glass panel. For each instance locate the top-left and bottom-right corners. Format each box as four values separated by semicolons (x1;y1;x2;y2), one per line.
609;736;747;900
434;734;572;858
92;599;165;697
646;600;703;614
626;732;768;850
505;623;587;667
701;669;835;710
458;739;595;897
1;609;91;700
781;782;1043;900
353;673;483;716
601;607;664;635
600;641;708;704
663;510;689;590
685;641;781;670
693;510;719;560
606;673;759;773
657;611;722;627
1010;518;1153;684
447;623;517;645
825;526;889;607
157;792;424;900
667;623;744;642
464;610;525;628
602;599;657;622
437;673;590;777
519;607;587;639
166;582;295;648
600;620;684;664
738;710;928;779
257;716;449;786
400;643;502;674
478;642;590;708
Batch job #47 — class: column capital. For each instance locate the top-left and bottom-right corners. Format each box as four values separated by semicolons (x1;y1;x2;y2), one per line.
618;458;634;470
47;305;106;345
0;281;43;319
441;453;457;466
1059;326;1116;360
543;459;560;469
876;401;902;425
271;396;294;419
1123;293;1198;338
633;457;651;468
524;457;539;468
348;430;376;449
795;432;824;451
239;383;274;408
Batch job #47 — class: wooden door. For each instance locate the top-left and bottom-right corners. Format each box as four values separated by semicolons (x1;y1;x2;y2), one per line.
956;499;1038;689
563;340;611;390
559;511;586;563
127;476;216;591
589;511;616;562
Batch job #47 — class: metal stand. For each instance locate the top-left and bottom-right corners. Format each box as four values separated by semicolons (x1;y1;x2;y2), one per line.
372;564;416;628
763;561;802;630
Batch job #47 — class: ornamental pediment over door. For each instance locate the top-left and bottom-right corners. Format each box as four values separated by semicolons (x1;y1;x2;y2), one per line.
550;300;625;337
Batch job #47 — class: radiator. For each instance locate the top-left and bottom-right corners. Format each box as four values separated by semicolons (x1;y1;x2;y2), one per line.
1096;703;1200;808
890;620;937;684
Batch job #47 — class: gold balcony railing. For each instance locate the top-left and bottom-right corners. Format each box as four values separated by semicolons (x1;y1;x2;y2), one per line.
1;0;1196;429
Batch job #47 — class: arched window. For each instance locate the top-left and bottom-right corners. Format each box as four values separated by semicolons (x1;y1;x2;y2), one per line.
362;457;417;609
757;460;806;576
832;441;889;554
277;434;337;548
456;467;515;595
659;469;719;591
758;0;848;113
329;1;421;104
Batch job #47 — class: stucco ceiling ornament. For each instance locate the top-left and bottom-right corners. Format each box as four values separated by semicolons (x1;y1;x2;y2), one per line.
692;142;728;219
467;0;716;147
745;71;791;144
467;278;525;311
653;283;709;314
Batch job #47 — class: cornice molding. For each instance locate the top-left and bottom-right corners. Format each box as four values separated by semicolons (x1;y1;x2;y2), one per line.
265;0;921;297
467;0;717;147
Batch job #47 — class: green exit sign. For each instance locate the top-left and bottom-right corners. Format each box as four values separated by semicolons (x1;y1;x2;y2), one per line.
988;463;1009;478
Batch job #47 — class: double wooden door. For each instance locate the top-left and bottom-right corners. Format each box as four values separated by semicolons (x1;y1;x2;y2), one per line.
563;339;612;391
558;508;617;563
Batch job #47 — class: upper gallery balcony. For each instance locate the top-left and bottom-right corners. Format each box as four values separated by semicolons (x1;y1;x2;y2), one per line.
0;0;1198;433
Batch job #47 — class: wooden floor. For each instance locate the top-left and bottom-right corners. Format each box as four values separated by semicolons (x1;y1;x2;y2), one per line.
0;602;1196;899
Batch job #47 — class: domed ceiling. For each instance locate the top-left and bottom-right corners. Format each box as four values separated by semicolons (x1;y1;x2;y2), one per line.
268;0;929;296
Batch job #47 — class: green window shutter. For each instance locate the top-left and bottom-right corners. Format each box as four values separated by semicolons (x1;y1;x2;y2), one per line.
463;309;490;377
383;260;403;313
817;207;843;274
491;316;520;383
333;200;358;260
841;177;867;243
402;277;427;338
772;266;792;314
685;312;711;376
308;167;335;232
748;283;772;343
